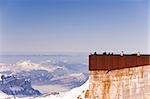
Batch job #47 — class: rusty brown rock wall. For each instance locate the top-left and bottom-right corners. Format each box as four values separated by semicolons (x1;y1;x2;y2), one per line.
89;65;150;99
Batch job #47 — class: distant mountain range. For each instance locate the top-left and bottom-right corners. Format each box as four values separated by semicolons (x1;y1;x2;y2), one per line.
0;54;88;97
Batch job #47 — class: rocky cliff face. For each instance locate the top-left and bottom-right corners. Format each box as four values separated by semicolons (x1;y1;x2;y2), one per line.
0;75;41;96
89;65;150;99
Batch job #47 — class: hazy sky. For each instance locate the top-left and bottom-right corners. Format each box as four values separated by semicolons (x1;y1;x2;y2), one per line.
0;0;149;54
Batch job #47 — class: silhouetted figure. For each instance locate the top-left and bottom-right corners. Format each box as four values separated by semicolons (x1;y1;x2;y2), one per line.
94;52;97;55
103;52;107;55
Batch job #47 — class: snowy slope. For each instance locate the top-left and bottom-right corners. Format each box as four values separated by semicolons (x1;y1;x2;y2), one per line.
34;79;89;99
63;79;89;99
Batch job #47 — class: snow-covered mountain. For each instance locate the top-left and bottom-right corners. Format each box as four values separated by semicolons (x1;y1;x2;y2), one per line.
0;59;88;85
1;60;57;73
0;54;88;97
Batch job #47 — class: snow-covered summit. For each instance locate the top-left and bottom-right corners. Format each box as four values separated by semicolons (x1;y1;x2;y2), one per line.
15;60;41;71
9;60;57;73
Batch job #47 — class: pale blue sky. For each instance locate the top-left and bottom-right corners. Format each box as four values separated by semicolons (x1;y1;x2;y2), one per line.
0;0;149;54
